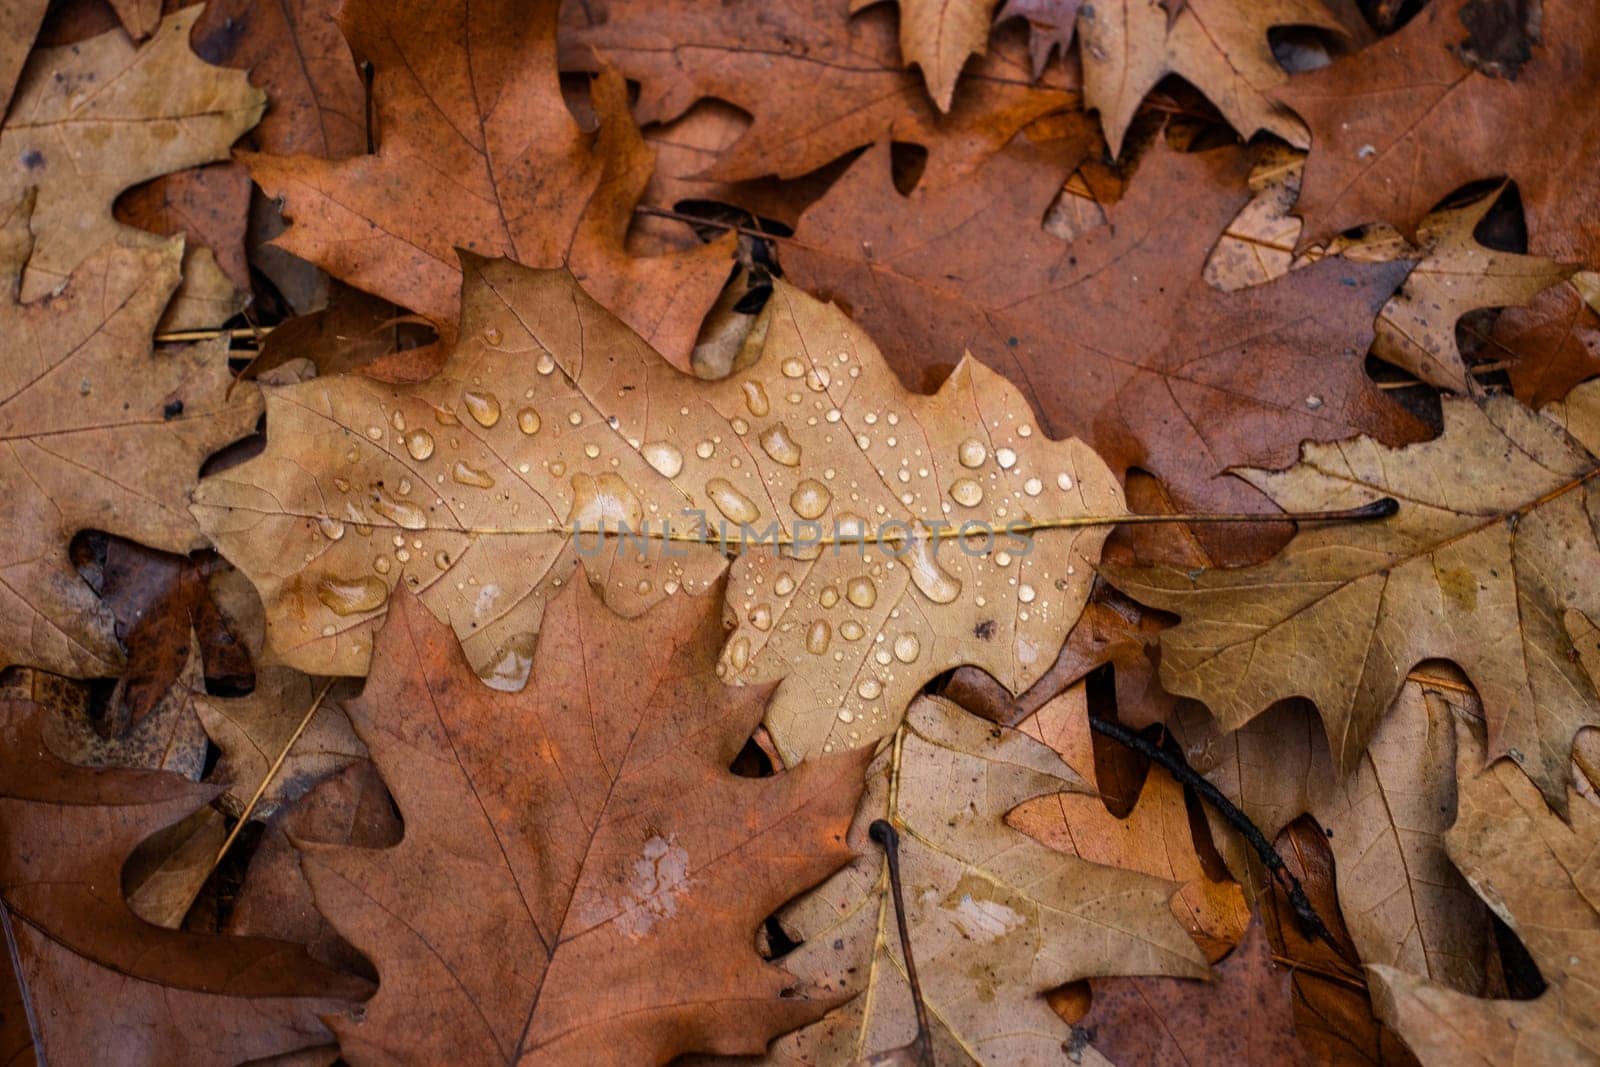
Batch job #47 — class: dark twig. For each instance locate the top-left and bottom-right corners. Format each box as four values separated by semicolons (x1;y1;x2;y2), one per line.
1086;717;1337;946
868;820;934;1066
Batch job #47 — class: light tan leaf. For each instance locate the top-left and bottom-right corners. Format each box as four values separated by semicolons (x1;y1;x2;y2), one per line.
1371;718;1600;1063
759;695;1206;1063
192;257;1123;762
1106;382;1600;807
1178;679;1491;992
866;0;1001;111
1078;0;1346;156
0;9;265;329
0;192;261;678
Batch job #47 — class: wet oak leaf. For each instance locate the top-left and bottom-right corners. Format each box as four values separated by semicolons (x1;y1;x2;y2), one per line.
757;695;1206;1063
560;0;1073;183
1105;381;1600;808
785;138;1423;566
192;257;1123;763
301;575;870;1063
1276;0;1600;265
0;700;367;1064
246;0;733;372
0;192;261;678
1073;918;1306;1066
1371;719;1600;1063
0;9;265;329
1076;0;1349;156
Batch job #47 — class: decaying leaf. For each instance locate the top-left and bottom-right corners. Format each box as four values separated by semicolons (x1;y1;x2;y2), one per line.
0;8;265;329
247;0;733;372
192;256;1124;762
1075;0;1349;156
760;695;1207;1063
1106;381;1600;807
0;699;367;1063
301;575;870;1062
561;0;1073;182
0;191;261;678
786;138;1422;565
1073;918;1307;1066
1371;719;1600;1063
1368;190;1574;392
1277;0;1600;264
1496;279;1600;408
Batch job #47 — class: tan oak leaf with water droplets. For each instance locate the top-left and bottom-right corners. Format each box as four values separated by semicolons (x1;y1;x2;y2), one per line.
192;257;1122;761
758;695;1206;1063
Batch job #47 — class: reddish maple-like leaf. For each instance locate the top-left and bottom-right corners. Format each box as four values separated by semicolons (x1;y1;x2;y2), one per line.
1496;280;1600;408
1073;918;1307;1065
302;576;871;1063
784;136;1422;564
561;0;1072;182
248;0;734;371
1277;0;1600;263
0;700;367;1064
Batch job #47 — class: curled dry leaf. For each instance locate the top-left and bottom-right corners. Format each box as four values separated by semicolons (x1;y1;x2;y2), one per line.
1371;719;1600;1063
247;0;733;373
1276;0;1600;264
1105;381;1600;807
1075;0;1349;156
0;700;368;1064
759;695;1206;1064
561;0;1072;182
301;575;870;1063
0;9;265;329
1073;918;1307;1066
192;257;1124;763
0;191;261;678
786;138;1423;565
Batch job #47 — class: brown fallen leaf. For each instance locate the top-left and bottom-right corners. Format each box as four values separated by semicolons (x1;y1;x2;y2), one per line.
1371;718;1600;1063
867;0;1001;111
226;760;400;980
1007;685;1250;960
561;0;1073;182
247;0;733;373
0;0;47;114
1277;0;1600;264
0;8;265;329
192;255;1124;763
0;191;260;678
1495;278;1600;408
1073;918;1306;1065
785;137;1422;565
757;694;1206;1063
190;0;366;159
1179;679;1492;996
115;162;254;293
0;699;367;1064
996;0;1085;75
1075;0;1350;156
1105;380;1600;807
1368;190;1573;393
301;575;869;1062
